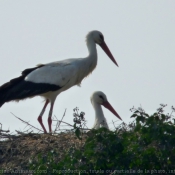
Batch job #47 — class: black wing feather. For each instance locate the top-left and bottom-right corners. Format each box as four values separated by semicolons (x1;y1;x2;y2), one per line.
0;64;61;107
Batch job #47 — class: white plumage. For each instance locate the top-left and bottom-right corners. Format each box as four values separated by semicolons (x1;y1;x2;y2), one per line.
91;91;122;129
0;30;118;133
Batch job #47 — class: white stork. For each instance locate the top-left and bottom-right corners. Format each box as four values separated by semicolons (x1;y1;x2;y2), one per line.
0;30;118;133
91;91;122;129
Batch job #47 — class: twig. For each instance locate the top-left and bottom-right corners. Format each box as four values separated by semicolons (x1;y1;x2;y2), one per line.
55;109;66;129
11;112;43;133
0;129;10;133
53;115;59;132
0;133;18;139
112;120;117;130
0;123;11;140
58;120;73;127
56;120;90;131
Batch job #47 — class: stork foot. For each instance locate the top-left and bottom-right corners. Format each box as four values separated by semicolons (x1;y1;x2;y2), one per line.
38;116;47;133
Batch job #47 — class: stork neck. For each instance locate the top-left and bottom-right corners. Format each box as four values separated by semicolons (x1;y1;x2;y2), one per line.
86;38;97;58
92;102;105;120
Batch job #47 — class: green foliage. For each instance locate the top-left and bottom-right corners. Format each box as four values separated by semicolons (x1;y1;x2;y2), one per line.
73;107;86;140
29;105;175;175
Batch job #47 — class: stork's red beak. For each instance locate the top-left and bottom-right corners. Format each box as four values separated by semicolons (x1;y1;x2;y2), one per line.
100;41;118;67
102;101;122;121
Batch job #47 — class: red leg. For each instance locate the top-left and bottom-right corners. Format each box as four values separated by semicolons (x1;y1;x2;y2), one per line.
48;101;55;133
38;99;49;133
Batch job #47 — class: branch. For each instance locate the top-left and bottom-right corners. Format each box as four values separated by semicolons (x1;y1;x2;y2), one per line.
58;120;73;127
11;112;43;133
56;120;90;131
54;109;67;132
58;109;66;127
0;129;10;133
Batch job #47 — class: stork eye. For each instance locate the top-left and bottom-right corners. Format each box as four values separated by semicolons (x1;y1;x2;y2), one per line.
99;95;104;100
99;34;104;41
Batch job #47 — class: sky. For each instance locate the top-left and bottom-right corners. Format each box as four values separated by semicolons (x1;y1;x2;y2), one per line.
0;0;175;133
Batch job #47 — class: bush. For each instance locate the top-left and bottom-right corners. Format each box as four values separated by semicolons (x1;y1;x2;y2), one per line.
30;105;175;175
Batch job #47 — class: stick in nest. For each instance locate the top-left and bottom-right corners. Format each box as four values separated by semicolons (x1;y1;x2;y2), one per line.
11;112;43;133
54;109;67;132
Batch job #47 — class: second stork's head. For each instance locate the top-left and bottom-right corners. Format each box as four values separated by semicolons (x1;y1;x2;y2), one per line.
90;91;122;121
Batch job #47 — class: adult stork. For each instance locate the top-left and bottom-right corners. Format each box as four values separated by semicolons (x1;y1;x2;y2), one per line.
0;30;118;133
91;91;122;129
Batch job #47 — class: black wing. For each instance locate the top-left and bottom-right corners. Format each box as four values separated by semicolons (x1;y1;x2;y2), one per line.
0;65;61;107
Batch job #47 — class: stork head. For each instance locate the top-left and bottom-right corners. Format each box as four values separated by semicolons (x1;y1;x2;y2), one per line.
91;91;107;105
86;30;119;66
90;91;122;121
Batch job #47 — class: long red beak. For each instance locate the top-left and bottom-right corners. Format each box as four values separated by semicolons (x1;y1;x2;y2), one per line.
100;41;118;67
102;101;122;121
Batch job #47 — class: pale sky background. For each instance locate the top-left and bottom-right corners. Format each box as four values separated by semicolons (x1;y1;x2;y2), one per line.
0;1;175;133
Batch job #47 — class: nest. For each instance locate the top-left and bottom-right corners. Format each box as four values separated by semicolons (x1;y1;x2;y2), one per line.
0;131;87;170
0;108;88;170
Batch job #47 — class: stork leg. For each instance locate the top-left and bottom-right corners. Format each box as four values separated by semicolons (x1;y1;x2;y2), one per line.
38;99;49;133
48;101;55;133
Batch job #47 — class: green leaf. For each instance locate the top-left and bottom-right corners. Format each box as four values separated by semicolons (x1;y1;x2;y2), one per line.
131;114;138;118
75;128;82;140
